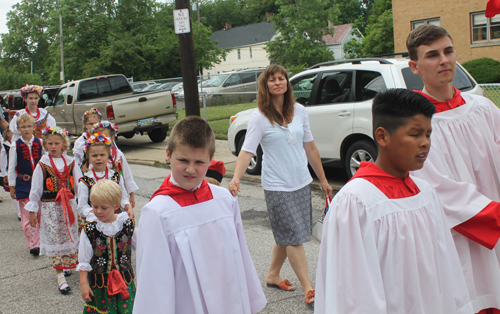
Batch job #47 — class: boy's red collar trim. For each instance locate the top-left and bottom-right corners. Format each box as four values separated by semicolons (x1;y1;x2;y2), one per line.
414;87;466;113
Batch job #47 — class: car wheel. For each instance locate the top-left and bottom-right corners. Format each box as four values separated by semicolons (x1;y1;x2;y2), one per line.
238;135;262;175
148;128;168;143
344;140;377;178
121;132;135;139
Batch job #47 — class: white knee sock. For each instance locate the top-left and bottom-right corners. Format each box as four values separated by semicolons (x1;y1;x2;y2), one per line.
57;273;69;290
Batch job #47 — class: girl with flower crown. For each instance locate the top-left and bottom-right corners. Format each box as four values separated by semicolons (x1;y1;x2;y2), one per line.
91;121;138;208
73;108;103;168
77;132;134;221
25;126;83;294
10;85;56;142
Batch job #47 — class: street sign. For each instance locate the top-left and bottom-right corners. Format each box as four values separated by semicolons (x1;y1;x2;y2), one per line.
173;9;191;34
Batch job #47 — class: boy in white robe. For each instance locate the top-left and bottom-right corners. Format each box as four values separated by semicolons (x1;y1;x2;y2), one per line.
315;89;473;314
134;116;267;314
407;25;500;314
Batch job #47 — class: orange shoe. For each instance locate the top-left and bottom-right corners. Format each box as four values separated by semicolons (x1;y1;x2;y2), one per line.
266;279;295;291
305;290;315;305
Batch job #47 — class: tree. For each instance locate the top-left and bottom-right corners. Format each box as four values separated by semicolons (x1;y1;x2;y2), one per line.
343;0;393;58
266;0;334;71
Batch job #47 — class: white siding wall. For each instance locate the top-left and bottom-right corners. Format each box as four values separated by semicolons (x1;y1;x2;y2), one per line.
207;43;270;74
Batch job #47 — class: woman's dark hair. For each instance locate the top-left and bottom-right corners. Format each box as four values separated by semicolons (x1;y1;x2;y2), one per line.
372;88;435;137
257;64;295;126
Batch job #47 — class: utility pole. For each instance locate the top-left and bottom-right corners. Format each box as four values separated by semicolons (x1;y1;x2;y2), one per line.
196;0;200;26
59;15;65;84
174;0;200;116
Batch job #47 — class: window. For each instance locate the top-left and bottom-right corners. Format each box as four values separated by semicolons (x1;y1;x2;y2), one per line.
79;76;132;100
238;49;241;60
316;72;353;104
224;73;243;87
471;12;500;42
411;18;440;30
355;71;386;101
291;73;318;106
54;87;67;106
250;47;252;58
401;66;475;91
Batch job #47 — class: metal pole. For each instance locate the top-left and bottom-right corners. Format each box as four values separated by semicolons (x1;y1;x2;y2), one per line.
59;15;65;84
176;0;200;117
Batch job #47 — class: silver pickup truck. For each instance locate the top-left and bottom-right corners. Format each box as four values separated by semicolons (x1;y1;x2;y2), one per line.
46;74;177;142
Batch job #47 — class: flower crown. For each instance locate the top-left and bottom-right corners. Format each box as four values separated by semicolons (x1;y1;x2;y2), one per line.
84;132;112;153
20;84;44;98
41;126;68;137
90;121;119;135
82;108;102;120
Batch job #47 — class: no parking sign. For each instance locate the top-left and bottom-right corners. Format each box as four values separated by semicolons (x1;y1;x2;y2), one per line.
173;9;191;34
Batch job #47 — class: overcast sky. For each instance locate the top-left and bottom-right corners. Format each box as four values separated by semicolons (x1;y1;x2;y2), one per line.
0;0;19;34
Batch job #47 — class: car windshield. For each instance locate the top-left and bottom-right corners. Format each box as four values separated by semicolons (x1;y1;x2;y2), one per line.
401;65;474;91
171;83;183;92
201;74;229;87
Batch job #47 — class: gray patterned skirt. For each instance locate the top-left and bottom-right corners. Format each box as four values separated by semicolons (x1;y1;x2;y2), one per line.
264;185;312;246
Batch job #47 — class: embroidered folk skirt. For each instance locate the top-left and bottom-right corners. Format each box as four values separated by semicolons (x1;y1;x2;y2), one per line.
83;280;136;314
264;185;312;246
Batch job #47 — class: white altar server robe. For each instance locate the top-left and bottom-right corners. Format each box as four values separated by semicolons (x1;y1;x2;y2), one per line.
411;93;500;311
315;177;473;314
134;184;267;314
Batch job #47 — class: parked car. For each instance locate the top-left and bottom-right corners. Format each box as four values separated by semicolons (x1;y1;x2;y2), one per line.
4;86;60;120
176;69;264;107
46;74;177;142
132;81;156;90
139;84;162;92
156;82;180;91
228;56;484;177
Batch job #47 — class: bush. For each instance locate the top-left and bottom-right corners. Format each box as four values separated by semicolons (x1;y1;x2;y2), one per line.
462;57;500;84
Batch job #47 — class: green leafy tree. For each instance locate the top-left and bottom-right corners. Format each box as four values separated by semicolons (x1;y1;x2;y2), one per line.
266;0;334;70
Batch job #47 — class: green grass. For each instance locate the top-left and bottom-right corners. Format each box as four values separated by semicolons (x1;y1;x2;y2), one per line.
483;86;500;107
169;102;258;140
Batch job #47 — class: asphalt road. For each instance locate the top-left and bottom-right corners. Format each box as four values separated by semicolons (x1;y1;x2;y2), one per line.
0;162;333;314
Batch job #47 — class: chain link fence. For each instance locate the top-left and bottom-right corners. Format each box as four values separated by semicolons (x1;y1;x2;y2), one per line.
480;83;500;107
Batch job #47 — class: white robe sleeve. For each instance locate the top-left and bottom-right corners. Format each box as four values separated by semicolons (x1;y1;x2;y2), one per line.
315;192;387;314
7;143;17;186
25;163;44;212
76;231;93;271
72;161;83;196
9;116;20;142
411;152;491;228
46;114;56;127
118;152;138;193
77;180;92;217
133;203;176;313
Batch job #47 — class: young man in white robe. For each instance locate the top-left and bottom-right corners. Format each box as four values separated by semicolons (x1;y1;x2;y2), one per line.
315;88;473;314
134;116;267;314
408;25;500;314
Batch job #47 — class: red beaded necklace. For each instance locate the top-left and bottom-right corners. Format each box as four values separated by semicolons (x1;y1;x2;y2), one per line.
48;155;69;182
25;106;40;120
92;167;109;181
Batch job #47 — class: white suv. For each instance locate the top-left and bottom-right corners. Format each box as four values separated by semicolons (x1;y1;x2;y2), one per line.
227;56;484;178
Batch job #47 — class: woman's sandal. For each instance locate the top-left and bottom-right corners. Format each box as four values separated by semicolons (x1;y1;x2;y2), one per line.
58;277;71;294
266;279;296;291
305;290;315;305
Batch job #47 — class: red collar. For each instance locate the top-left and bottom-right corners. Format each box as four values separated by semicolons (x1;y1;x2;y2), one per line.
414;87;466;113
25;106;40;120
351;162;420;199
150;174;213;206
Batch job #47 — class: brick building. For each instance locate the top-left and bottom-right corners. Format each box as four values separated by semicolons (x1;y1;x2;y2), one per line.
393;0;500;63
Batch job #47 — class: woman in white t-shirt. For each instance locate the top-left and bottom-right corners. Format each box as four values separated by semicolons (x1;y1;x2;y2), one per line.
229;64;333;306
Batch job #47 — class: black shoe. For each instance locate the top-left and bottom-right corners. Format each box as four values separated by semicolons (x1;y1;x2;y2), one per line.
17;216;21;221
63;270;72;277
58;285;71;294
29;247;40;256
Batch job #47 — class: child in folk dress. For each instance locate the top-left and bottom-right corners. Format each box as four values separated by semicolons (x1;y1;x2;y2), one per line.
10;85;56;142
77;132;133;221
25;126;82;294
78;179;136;313
134;116;266;313
73;108;103;167
7;114;43;255
91;121;138;208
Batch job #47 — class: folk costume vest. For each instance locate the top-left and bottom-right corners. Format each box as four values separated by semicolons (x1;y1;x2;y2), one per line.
40;160;76;201
15;137;42;200
79;172;121;212
84;219;135;288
